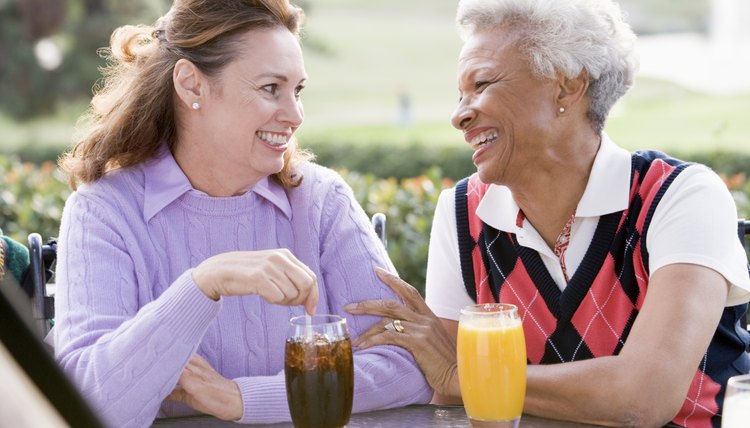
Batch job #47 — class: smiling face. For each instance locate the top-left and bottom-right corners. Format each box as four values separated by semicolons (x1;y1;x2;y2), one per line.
451;28;561;187
176;26;307;194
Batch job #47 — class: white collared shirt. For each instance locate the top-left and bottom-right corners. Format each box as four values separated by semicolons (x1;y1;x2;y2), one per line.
425;136;750;320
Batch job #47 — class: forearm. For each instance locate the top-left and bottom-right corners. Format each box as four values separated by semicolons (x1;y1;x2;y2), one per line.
525;355;682;428
55;272;221;426
233;372;290;424
351;346;433;412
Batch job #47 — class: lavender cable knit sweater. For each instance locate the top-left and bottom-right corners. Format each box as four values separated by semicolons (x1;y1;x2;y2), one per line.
54;147;432;427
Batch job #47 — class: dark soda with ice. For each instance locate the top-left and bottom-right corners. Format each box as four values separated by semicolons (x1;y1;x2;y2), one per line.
285;333;353;428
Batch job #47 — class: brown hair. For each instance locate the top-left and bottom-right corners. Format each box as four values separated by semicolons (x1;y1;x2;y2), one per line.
59;0;311;190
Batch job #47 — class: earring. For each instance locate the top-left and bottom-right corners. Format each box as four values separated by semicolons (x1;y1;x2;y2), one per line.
559;106;565;113
191;102;200;110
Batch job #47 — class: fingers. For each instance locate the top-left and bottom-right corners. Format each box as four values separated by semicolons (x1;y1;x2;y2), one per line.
166;385;185;403
375;267;430;311
344;267;430;318
345;298;408;319
200;249;318;313
304;277;318;315
256;252;317;312
280;255;318;309
353;320;415;351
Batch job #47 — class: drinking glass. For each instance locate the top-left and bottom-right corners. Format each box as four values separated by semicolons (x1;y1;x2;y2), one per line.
284;314;354;428
457;303;527;428
723;374;750;428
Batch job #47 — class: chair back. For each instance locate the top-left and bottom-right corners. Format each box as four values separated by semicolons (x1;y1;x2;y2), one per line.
738;219;750;246
739;219;750;332
372;212;387;248
23;234;56;337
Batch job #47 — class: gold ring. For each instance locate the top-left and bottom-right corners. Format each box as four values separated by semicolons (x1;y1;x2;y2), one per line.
384;319;406;333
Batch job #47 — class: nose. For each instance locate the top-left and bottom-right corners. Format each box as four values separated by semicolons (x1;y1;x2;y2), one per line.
450;97;474;131
277;93;304;128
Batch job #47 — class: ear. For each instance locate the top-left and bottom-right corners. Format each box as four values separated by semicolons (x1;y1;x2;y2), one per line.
173;59;205;109
555;69;589;113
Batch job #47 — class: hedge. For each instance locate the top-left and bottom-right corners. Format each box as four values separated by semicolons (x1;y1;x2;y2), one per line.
1;154;749;296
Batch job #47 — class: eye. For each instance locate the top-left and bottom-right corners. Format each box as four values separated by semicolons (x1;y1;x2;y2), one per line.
475;81;491;91
262;84;278;96
294;84;305;99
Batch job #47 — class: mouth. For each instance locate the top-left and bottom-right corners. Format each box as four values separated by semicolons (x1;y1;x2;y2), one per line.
468;129;499;151
255;130;291;148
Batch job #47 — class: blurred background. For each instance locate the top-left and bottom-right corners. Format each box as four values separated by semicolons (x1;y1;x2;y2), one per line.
2;0;749;292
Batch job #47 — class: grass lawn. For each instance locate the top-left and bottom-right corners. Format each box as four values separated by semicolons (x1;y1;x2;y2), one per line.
1;0;749;159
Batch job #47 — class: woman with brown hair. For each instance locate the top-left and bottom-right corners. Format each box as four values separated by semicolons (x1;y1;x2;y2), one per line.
53;0;431;425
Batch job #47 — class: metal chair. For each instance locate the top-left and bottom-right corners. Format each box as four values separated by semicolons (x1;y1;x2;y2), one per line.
739;219;750;332
372;212;387;248
22;233;57;338
739;218;750;245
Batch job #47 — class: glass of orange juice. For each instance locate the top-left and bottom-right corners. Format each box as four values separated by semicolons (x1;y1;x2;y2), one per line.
457;303;526;428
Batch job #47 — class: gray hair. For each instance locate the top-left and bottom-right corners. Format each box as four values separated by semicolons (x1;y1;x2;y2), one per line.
456;0;639;133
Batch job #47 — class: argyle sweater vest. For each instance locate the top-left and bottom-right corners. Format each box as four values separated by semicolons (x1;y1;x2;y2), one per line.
455;151;750;428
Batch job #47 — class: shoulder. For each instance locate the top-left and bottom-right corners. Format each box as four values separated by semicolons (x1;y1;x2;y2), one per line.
286;162;355;216
660;163;733;206
64;166;145;219
292;162;353;200
76;165;145;200
296;162;345;189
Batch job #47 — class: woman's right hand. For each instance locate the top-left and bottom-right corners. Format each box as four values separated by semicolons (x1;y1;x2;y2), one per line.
344;268;461;398
192;249;318;314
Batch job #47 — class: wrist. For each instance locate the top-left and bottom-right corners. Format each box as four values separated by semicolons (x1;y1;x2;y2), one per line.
223;380;244;421
191;266;220;301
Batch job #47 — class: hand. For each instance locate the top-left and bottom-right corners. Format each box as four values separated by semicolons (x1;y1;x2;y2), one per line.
166;354;243;421
344;267;461;398
192;249;318;314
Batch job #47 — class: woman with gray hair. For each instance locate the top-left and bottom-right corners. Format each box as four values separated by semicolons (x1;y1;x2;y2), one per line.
347;0;750;426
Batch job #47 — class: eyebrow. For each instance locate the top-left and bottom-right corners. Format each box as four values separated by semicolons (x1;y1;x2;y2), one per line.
257;73;289;82
256;73;308;83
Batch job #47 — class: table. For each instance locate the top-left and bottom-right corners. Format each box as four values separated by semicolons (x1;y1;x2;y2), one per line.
153;405;601;427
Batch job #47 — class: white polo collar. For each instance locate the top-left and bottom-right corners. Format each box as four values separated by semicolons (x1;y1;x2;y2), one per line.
475;134;632;233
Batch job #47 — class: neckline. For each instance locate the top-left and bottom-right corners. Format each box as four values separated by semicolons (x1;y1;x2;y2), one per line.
514;211;622;323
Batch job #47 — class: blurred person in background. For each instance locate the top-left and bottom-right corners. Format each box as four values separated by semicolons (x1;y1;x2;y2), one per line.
53;0;430;426
346;0;750;426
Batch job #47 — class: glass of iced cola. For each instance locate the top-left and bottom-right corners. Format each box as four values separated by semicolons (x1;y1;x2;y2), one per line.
285;314;354;428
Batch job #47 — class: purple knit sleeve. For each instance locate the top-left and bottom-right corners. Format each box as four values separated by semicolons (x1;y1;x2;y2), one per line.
54;192;222;427
315;177;433;411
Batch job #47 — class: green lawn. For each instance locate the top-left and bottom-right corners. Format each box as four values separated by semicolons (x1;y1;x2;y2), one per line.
2;0;749;159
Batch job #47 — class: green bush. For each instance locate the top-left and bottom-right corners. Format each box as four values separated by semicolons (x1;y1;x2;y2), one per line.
1;155;749;297
0;155;70;243
303;138;475;181
340;167;452;294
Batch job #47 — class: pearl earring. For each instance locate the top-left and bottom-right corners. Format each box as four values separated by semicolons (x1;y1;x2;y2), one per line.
191;102;200;110
559;106;565;113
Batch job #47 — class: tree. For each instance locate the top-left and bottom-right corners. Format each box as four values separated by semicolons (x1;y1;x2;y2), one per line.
0;0;168;120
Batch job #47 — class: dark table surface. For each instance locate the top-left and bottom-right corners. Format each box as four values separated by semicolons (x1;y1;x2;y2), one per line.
152;404;602;427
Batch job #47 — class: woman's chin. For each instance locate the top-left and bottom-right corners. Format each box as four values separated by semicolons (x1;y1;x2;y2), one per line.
475;165;496;185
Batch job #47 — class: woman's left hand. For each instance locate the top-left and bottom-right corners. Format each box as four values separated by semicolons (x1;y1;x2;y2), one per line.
166;354;243;421
344;267;461;398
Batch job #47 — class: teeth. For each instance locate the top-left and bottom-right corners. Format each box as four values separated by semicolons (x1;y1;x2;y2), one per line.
470;130;498;148
256;131;288;146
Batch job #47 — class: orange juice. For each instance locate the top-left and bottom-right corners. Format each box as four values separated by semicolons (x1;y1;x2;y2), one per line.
457;306;526;424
